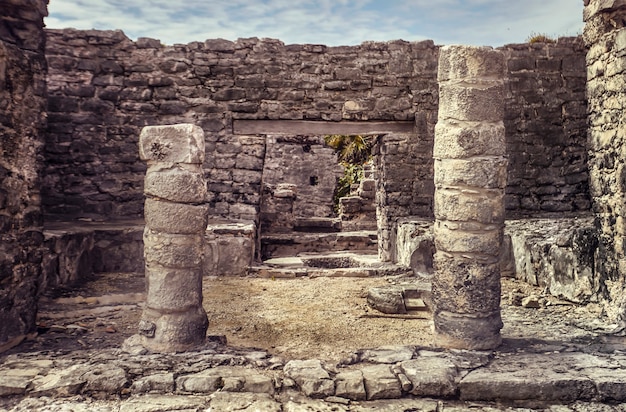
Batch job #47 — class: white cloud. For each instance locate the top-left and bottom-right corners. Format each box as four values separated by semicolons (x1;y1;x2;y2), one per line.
45;0;584;47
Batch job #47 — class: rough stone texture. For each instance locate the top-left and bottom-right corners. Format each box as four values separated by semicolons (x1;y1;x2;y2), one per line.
584;0;626;322
0;0;48;351
500;38;590;216
204;220;255;276
260;135;342;233
137;124;209;352
284;359;335;398
41;30;589;228
42;33;439;222
432;45;506;350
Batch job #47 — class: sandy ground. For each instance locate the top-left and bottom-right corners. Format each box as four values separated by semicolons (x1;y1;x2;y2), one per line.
4;271;608;362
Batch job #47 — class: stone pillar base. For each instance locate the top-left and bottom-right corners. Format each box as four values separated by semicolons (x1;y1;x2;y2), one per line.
433;310;503;350
139;307;209;353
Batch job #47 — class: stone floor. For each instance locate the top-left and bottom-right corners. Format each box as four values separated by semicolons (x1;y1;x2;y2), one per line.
3;268;626;411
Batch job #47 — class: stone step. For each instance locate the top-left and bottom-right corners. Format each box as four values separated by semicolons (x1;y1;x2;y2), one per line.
252;250;409;278
261;230;378;259
293;217;342;233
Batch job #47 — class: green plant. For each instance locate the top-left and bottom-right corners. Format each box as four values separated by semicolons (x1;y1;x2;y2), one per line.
324;134;374;213
526;32;556;44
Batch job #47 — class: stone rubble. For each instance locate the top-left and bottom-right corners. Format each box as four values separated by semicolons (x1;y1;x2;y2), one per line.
4;338;626;411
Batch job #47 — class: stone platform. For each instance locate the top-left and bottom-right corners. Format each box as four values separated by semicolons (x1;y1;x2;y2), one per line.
3;270;626;411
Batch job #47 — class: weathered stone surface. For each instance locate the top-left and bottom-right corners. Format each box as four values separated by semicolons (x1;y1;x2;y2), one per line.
334;370;366;401
144;164;207;203
361;364;402;400
434;158;508;189
144;265;203;311
460;353;598;402
438;45;507;81
433;221;502;256
394;219;434;272
143;229;203;268
30;364;90;396
366;286;406;314
284;360;335;398
434;188;505;225
139;306;209;352
130;372;175;394
82;365;128;393
176;366;274;395
0;0;47;352
144;199;209;235
204;221;255;276
209;392;282;411
433;310;503;351
0;376;31;396
358;346;415;364
119;395;210;412
400;357;458;397
139;123;205;164
438;82;505;123
175;371;222;393
433;121;506;159
432;254;501;314
433;45;506;350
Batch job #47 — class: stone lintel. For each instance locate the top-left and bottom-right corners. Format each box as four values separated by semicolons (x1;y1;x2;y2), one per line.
232;120;415;135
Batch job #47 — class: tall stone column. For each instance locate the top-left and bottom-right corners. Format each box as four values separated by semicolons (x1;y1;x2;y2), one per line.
138;124;209;352
432;46;507;350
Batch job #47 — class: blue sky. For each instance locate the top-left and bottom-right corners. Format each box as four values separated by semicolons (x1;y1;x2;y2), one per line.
45;0;585;47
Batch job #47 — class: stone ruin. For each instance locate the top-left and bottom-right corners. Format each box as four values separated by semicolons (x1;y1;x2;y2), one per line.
1;0;626;359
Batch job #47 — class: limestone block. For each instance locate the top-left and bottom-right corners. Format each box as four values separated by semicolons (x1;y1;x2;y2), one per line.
130;372;175;394
433;221;502;256
209;392;281;412
433;121;505;159
434;157;507;189
394;219;434;272
434;188;505;225
144;164;207;203
145;265;203;311
366;285;407;314
335;370;366;401
358;346;416;364
139;123;205;164
433;310;503;351
81;365;128;393
438;45;506;82
143;229;203;268
400;357;458;397
432;253;501;314
203;236;254;276
361;364;402;400
283;359;335;398
438;82;504;123
144;198;209;234
140;306;209;352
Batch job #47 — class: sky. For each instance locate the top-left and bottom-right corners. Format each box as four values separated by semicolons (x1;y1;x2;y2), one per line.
45;0;585;48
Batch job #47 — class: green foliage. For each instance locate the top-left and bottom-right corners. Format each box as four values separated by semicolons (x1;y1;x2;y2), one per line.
324;134;373;165
324;134;374;213
526;32;556;44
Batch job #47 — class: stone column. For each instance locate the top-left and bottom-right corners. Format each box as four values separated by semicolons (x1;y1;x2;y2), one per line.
138;124;209;352
432;46;507;350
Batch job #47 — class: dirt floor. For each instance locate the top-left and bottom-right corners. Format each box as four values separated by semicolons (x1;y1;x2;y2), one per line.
4;271;609;362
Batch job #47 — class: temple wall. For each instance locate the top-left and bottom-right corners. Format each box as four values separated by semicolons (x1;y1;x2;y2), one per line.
0;0;48;349
583;0;626;319
43;30;590;227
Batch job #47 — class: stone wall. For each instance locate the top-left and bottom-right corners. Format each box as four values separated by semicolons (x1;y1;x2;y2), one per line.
0;0;48;350
42;30;590;229
583;0;626;320
500;38;590;215
43;31;438;222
